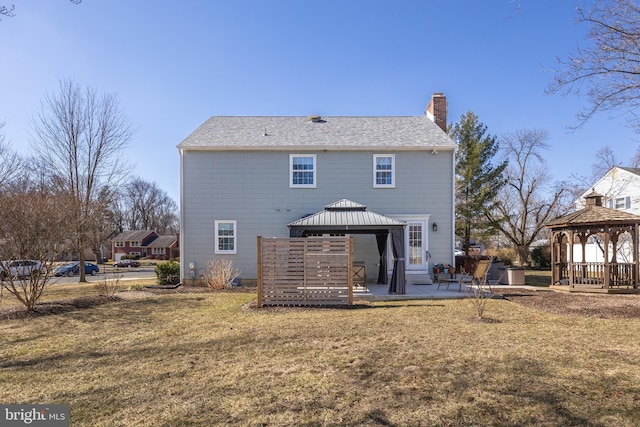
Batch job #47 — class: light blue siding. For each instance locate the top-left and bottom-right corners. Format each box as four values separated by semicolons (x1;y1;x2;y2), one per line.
181;149;454;280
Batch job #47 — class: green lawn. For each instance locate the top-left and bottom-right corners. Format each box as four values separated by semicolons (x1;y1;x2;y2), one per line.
1;281;640;426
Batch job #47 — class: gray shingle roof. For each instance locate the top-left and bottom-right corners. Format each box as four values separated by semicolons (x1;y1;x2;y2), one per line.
178;116;456;151
113;230;156;242
146;236;177;248
618;167;640;176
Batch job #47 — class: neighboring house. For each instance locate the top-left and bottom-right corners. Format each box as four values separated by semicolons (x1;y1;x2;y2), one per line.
178;93;457;285
576;167;640;214
112;230;178;261
572;166;640;262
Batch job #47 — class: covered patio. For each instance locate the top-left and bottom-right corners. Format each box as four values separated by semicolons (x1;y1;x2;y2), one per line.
545;192;640;293
288;199;408;294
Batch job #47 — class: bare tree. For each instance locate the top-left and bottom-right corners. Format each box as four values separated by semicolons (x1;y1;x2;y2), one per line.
0;178;71;311
121;177;179;234
487;129;567;266
548;0;640;129
31;80;133;282
0;5;14;19
0;122;22;188
591;145;621;178
1;1;81;20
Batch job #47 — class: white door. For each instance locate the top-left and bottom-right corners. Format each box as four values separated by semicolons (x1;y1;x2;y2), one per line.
407;220;427;272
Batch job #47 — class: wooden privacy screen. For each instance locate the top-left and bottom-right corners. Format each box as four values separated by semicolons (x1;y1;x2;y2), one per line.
257;236;353;307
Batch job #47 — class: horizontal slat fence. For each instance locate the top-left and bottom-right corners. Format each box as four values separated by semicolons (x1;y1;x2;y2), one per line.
257;236;353;307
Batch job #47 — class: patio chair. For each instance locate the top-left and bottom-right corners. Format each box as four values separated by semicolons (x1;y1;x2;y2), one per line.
458;259;491;291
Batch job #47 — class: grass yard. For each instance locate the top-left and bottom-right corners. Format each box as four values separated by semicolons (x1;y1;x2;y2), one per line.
1;280;640;425
524;269;552;287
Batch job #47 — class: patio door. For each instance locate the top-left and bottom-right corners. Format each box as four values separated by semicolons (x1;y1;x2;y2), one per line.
406;220;427;272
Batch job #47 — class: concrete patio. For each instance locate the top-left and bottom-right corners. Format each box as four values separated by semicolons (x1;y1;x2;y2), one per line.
353;281;525;301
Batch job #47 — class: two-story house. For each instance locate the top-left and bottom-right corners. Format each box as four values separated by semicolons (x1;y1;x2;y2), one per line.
576;167;640;214
573;167;640;262
178;93;457;287
112;230;178;261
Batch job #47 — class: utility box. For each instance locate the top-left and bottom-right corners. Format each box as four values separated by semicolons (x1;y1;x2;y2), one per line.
507;268;525;285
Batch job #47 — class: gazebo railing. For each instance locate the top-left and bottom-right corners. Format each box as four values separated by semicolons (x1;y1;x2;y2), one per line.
560;262;637;288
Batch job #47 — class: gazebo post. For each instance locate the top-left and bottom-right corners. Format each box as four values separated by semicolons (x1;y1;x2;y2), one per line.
568;230;575;287
631;224;640;289
603;230;610;290
551;231;558;285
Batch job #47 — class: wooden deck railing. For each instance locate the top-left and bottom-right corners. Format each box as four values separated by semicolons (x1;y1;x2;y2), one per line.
558;262;637;288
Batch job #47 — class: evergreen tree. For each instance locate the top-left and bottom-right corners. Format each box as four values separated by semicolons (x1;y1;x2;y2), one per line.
450;111;507;254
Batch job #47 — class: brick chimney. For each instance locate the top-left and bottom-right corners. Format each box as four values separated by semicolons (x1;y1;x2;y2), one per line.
425;92;447;132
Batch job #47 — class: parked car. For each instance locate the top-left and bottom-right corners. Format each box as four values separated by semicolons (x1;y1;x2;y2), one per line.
113;259;140;268
54;262;99;277
454;249;465;257
0;260;45;280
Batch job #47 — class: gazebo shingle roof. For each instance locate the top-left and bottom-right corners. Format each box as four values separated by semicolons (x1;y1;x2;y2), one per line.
546;205;640;229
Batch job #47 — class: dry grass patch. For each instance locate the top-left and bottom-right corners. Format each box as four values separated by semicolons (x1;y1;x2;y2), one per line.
1;292;640;426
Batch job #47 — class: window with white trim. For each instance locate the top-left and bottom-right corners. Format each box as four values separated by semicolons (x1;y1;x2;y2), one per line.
290;154;316;188
130;241;140;247
152;248;165;255
215;220;237;254
613;197;627;209
115;241;124;247
373;154;395;188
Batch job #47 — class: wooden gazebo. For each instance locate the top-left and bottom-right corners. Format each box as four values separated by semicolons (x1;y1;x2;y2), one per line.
545;192;640;293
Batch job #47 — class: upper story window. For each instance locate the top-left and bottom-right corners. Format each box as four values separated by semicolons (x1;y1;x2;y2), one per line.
614;196;631;210
115;242;124;247
373;154;395;188
290;154;316;188
130;241;140;247
215;220;237;254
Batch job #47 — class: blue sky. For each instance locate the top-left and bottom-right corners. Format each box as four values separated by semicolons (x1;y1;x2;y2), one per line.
1;0;638;203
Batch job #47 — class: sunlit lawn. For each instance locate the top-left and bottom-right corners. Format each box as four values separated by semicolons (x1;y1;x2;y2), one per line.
1;279;640;426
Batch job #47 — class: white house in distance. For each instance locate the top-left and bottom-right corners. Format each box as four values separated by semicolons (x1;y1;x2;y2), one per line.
573;167;640;262
177;93;457;288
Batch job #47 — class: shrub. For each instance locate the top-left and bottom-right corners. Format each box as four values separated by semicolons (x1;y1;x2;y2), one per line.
202;258;240;290
531;246;551;269
495;248;517;266
155;261;180;285
94;272;122;297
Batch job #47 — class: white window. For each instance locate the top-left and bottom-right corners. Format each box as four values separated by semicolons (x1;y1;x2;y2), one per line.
115;242;124;247
215;220;237;254
614;196;630;210
152;248;165;255
373;154;395;188
130;241;140;247
290;154;316;188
